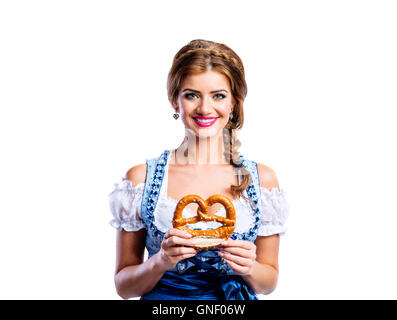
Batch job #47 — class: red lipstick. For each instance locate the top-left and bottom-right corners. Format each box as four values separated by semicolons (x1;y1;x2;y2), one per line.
193;116;218;127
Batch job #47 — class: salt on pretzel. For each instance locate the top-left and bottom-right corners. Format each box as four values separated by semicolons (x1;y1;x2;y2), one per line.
172;194;236;250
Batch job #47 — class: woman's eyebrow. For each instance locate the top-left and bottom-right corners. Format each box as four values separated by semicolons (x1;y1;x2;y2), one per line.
182;88;228;94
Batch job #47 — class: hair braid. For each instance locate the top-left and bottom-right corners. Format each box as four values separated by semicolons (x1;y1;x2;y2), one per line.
175;47;243;74
222;126;254;209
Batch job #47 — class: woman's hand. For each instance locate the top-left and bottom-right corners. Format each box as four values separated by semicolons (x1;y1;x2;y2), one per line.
155;228;197;272
217;239;257;276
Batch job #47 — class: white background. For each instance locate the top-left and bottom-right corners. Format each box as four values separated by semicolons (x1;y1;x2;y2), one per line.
1;0;396;299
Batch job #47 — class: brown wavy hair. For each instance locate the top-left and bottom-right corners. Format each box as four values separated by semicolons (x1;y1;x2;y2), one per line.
167;39;253;201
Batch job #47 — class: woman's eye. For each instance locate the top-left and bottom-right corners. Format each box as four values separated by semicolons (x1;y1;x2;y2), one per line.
214;93;226;99
183;93;226;100
184;93;198;99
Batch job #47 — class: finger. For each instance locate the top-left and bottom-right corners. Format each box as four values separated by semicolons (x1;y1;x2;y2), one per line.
218;251;252;267
223;259;250;275
165;235;196;248
180;252;197;259
219;247;255;259
219;239;255;250
170;253;196;264
168;246;197;257
165;228;192;240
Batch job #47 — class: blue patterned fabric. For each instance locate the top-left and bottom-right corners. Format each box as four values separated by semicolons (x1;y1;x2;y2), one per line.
140;271;257;300
139;149;262;300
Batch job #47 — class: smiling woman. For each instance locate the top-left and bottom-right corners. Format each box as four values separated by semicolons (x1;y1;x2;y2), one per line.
167;40;251;199
174;70;235;134
108;39;290;300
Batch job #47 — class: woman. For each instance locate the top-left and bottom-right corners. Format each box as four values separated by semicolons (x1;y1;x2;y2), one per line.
108;39;290;300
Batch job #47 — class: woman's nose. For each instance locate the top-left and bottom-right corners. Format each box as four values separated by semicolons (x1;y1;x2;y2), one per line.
196;96;214;114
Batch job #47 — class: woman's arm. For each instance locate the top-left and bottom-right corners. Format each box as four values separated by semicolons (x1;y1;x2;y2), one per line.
245;235;280;294
113;164;197;299
218;235;279;295
217;163;283;295
114;228;159;299
245;163;282;294
113;164;164;299
114;228;197;299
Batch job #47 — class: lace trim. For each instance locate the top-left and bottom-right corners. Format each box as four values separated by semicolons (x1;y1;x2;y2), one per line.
141;150;170;240
257;223;288;237
257;186;290;236
108;178;146;231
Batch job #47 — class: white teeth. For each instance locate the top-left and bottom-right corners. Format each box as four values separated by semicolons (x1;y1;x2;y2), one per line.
195;118;216;123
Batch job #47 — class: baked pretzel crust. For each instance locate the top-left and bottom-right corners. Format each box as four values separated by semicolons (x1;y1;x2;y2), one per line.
172;194;236;250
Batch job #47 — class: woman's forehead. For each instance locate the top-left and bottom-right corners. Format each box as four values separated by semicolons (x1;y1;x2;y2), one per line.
181;70;230;91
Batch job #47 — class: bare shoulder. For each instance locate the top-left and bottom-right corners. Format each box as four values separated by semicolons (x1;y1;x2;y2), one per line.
125;163;147;187
256;163;280;191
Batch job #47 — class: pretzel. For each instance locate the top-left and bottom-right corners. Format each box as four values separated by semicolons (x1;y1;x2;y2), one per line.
173;194;236;250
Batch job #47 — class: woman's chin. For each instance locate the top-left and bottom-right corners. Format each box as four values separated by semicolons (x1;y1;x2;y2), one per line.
184;121;226;139
195;127;222;139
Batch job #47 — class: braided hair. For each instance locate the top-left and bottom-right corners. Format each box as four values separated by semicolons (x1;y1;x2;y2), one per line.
167;39;252;203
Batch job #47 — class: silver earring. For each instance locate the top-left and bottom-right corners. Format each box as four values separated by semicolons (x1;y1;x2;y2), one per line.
229;112;233;120
173;113;180;120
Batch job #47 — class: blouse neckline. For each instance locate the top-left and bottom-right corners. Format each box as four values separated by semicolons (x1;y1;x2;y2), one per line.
121;148;284;198
160;148;244;203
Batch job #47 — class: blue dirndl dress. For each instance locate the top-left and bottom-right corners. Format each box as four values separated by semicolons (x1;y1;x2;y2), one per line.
139;149;264;300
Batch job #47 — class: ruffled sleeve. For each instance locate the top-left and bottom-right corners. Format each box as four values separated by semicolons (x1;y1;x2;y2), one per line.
108;178;146;232
257;187;290;236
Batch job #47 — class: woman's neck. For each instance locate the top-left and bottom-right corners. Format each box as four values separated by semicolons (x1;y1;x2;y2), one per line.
171;133;230;166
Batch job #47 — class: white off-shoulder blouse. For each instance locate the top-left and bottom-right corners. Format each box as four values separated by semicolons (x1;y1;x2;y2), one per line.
108;155;290;237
